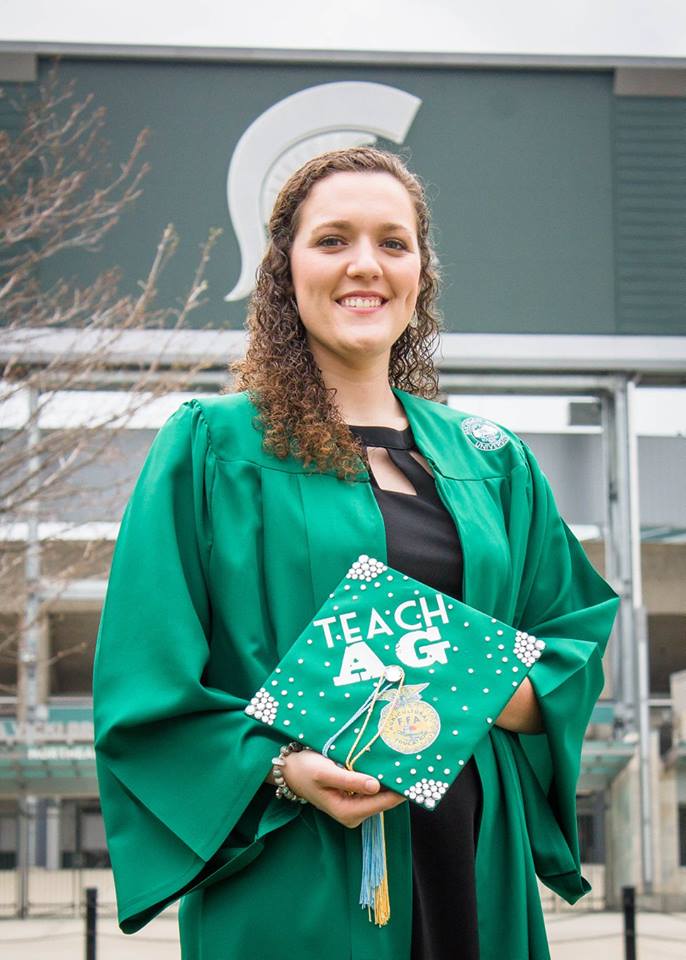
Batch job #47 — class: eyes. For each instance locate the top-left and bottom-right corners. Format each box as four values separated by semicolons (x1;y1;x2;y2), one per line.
316;236;409;251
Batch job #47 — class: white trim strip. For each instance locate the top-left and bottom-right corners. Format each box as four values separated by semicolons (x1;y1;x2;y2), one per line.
2;329;685;374
437;334;686;374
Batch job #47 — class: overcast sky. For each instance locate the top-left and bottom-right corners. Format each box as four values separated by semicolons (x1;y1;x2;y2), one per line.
1;0;685;58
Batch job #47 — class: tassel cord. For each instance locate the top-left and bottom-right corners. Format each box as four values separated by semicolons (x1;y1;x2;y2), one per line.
345;671;406;771
340;668;405;928
321;680;395;759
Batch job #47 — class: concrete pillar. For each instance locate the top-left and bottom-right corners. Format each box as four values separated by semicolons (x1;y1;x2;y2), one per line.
658;761;679;902
672;670;686;743
26;795;37;867
649;729;662;902
660;670;686;906
36;616;50;704
16;793;37;918
45;798;61;870
605;747;641;907
607;731;668;908
17;614;50;721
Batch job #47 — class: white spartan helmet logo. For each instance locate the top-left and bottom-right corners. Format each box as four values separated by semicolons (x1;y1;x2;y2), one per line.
225;81;422;302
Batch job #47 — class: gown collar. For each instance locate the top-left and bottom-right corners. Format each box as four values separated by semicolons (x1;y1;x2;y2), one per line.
347;422;415;450
389;386;447;478
344;387;446;482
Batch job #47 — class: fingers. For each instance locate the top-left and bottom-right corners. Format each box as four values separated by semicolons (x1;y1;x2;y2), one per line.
325;786;407;828
279;749;407;828
287;750;380;795
319;763;380;796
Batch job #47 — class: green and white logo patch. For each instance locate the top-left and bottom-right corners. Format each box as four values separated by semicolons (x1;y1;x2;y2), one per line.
461;417;509;452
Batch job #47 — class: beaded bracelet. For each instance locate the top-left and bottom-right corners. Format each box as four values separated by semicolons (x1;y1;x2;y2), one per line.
271;741;310;803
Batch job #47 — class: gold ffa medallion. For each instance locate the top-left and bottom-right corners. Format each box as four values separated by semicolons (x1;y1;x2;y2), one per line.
378;683;441;754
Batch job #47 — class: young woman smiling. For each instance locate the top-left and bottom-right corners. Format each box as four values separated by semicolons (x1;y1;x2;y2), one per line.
93;147;618;960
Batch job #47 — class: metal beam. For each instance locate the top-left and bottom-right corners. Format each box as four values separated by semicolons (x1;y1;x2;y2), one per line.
600;377;653;894
3;330;686;381
438;373;624;395
600;389;622;708
625;380;654;895
3;41;686;70
437;334;686;377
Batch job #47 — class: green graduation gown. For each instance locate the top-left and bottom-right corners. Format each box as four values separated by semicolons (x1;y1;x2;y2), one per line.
92;387;619;960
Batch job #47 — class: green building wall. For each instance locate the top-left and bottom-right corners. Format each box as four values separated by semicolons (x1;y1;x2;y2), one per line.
4;57;685;336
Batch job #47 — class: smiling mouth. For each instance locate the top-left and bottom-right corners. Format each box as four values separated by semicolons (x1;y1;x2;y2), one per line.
336;296;388;310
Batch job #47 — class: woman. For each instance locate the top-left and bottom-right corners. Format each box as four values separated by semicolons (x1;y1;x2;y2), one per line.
93;147;618;960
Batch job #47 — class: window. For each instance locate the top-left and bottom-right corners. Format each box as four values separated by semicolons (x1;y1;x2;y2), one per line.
60;800;110;869
679;804;686;868
577;792;605;864
0;808;17;870
0;614;19;694
49;611;101;696
648;614;686;696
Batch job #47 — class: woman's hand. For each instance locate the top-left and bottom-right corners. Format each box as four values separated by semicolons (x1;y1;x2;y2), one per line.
495;676;544;734
270;749;406;828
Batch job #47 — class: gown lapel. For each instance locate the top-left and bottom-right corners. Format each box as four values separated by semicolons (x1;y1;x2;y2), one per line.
296;469;388;610
391;387;516;619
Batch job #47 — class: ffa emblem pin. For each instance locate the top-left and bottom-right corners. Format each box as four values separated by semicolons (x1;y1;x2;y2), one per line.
461;417;509;452
378;683;441;754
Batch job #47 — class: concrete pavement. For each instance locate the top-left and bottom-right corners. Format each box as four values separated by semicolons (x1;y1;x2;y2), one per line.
1;910;685;958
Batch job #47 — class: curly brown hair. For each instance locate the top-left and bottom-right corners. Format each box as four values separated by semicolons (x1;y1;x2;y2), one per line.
231;146;442;480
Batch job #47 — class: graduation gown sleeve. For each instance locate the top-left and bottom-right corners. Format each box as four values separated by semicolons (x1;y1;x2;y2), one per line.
509;442;620;902
92;402;285;934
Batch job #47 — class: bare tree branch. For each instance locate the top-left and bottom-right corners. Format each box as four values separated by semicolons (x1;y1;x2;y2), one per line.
0;63;225;701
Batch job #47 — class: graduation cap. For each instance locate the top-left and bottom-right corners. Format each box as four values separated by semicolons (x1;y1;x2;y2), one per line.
247;554;545;810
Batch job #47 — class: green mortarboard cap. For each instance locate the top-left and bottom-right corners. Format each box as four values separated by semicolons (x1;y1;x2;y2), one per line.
247;554;545;809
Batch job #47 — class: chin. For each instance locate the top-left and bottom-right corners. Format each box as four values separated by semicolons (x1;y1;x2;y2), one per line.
344;324;404;349
308;329;398;367
341;340;394;362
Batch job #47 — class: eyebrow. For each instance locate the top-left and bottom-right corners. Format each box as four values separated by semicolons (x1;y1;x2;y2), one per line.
310;219;414;235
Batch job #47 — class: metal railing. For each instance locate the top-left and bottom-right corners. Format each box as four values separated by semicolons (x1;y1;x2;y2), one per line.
0;867;158;919
0;865;609;918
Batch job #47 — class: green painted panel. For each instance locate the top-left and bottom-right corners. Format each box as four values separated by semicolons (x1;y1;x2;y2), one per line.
590;702;615;724
1;80;38;289
614;98;686;335
30;57;617;335
46;705;93;723
0;82;25;131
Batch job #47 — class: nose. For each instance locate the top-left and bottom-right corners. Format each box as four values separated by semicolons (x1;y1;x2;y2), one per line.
345;237;382;279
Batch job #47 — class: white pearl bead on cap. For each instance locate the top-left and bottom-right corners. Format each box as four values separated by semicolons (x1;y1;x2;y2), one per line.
384;664;404;682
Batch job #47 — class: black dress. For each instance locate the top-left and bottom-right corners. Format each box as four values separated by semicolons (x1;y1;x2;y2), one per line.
348;423;483;960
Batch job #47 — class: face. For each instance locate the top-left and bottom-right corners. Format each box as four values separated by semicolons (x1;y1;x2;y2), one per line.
289;171;422;371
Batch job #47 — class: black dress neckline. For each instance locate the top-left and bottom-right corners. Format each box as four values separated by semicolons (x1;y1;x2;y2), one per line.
348;422;437;501
349;423;475;960
348;423;414;450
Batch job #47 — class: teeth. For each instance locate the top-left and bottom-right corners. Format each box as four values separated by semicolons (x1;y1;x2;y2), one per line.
339;297;384;309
